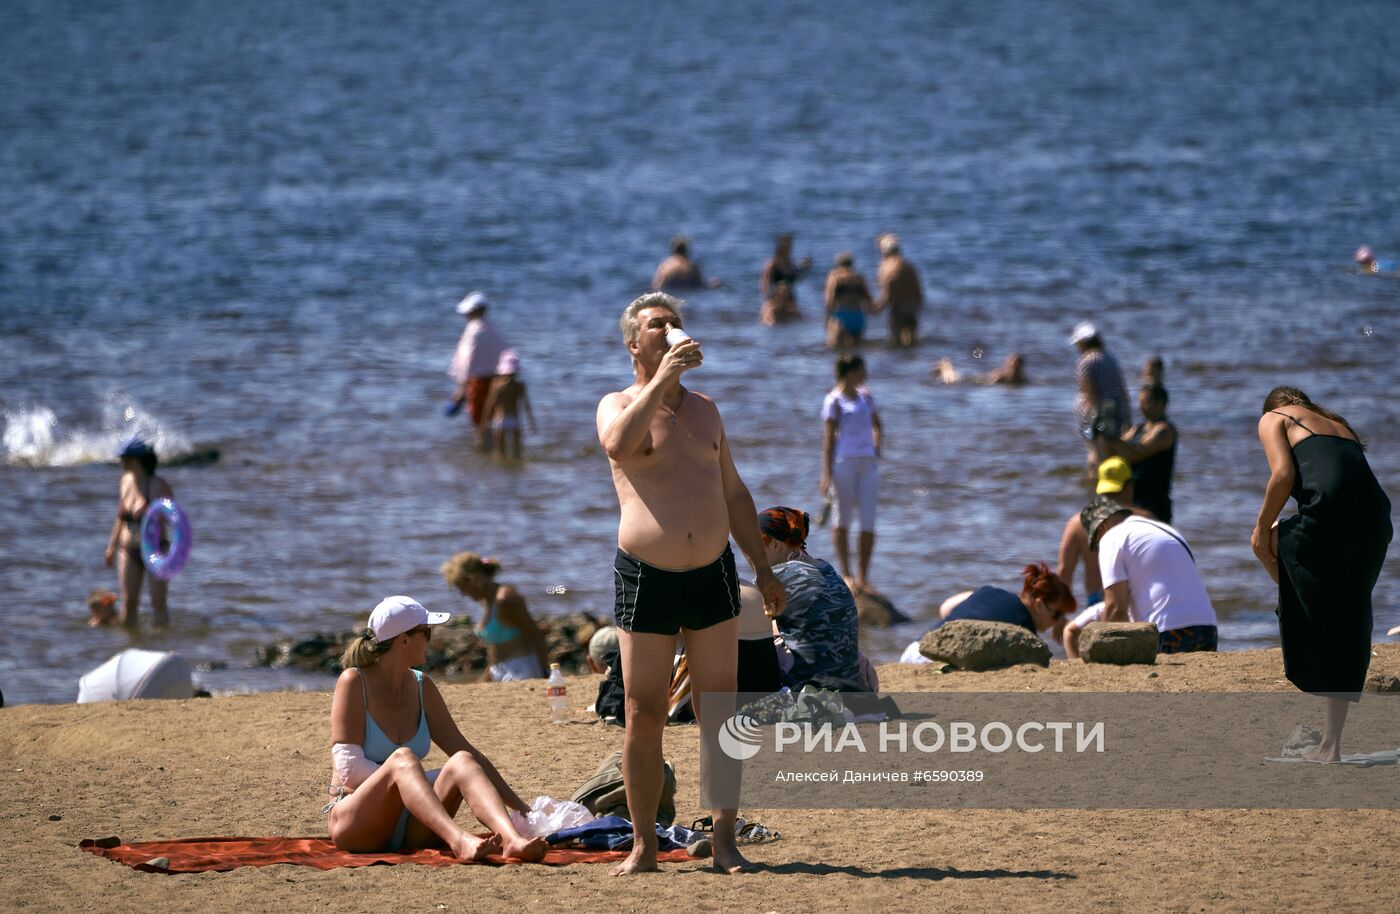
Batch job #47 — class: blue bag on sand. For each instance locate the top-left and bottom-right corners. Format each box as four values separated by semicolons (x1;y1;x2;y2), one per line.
545;815;702;852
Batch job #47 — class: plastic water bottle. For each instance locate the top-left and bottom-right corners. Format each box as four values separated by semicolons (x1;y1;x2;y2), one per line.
547;663;568;724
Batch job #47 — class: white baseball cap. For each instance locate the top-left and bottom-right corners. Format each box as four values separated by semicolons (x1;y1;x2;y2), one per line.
368;596;451;641
1068;321;1099;345
455;291;490;316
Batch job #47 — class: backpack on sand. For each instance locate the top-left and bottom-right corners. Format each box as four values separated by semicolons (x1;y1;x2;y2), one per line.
569;750;677;826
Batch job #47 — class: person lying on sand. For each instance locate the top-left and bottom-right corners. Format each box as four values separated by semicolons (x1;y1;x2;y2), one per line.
324;595;547;862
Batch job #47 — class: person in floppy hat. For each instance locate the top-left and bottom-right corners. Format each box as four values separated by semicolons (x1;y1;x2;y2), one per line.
325;596;546;861
446;291;509;450
1070;321;1131;472
103;435;176;627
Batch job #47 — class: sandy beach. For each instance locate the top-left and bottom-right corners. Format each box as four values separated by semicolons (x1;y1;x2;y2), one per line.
6;644;1400;913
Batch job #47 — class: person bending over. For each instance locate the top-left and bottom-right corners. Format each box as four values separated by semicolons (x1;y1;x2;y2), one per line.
937;563;1074;646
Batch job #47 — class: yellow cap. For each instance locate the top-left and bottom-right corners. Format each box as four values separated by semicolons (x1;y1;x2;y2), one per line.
1096;457;1133;494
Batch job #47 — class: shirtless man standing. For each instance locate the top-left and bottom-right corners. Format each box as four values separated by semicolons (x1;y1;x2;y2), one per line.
652;236;714;291
875;234;924;348
596;292;786;875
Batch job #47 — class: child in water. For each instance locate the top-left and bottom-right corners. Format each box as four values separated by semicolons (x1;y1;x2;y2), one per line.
87;589;118;626
483;350;535;460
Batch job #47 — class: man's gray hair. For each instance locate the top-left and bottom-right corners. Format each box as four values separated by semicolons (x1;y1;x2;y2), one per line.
620;292;685;345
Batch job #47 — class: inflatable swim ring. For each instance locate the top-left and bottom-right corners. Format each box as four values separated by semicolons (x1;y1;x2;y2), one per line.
140;498;192;580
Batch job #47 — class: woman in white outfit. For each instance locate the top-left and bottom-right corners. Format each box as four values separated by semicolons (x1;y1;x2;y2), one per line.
820;355;883;592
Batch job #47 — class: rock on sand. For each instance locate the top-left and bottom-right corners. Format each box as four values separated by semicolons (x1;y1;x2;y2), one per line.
918;620;1050;671
1079;622;1160;665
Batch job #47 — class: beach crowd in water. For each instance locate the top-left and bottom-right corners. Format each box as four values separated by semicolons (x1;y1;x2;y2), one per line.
94;235;1391;871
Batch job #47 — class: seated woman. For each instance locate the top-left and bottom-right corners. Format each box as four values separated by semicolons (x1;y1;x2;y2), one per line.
757;506;866;691
326;595;546;861
441;552;549;682
937;563;1074;645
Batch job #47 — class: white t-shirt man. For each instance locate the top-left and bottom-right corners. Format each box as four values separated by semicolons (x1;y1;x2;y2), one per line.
1097;517;1216;633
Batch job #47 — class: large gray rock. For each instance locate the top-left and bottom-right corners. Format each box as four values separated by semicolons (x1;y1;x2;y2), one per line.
919;620;1050;671
856;589;910;628
1079;622;1159;665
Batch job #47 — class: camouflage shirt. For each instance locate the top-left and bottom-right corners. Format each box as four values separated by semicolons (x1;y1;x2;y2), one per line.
772;558;861;689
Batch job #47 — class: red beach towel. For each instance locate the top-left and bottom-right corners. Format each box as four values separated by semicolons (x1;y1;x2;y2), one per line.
80;836;694;873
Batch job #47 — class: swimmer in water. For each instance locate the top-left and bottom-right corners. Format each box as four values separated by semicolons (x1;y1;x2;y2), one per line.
932;357;960;385
87;589;118;627
482;350;535;461
874;234;924;348
652;236;722;291
932;353;1026;385
1142;355;1164;387
824;253;873;349
759;234;810;325
983;352;1027;385
1354;245;1396;274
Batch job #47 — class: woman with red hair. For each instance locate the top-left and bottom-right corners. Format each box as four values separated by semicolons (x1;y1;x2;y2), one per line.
936;563;1075;645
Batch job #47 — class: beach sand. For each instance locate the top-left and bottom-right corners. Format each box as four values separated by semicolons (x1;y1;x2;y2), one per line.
5;644;1400;913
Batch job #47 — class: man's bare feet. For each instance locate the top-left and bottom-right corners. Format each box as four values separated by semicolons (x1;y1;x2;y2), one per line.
1301;745;1342;763
501;835;548;862
451;832;500;862
610;845;659;876
710;842;755;874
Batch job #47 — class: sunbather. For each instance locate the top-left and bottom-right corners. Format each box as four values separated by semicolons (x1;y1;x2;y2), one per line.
324;595;546;861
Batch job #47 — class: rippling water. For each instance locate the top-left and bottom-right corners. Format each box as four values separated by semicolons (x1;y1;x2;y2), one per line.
2;0;1397;704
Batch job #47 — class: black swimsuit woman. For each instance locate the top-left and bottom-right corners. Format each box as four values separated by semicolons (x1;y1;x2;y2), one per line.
1253;386;1392;762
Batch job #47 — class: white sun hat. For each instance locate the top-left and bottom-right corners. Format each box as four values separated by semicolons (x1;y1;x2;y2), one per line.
368;596;451;642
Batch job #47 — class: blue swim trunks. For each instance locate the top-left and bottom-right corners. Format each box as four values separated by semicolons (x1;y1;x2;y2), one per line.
830;309;866;337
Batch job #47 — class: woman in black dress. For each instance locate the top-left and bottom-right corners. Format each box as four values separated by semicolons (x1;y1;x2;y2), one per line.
1252;386;1392;762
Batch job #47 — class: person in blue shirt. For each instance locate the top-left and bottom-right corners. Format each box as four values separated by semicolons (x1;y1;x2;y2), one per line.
936;562;1076;645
